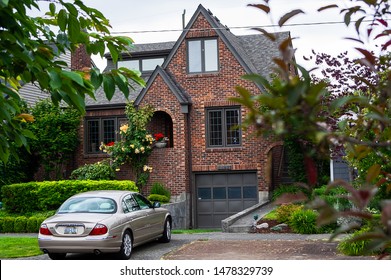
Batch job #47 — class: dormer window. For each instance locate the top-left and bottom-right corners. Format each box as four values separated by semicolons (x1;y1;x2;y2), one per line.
118;57;165;73
187;38;218;74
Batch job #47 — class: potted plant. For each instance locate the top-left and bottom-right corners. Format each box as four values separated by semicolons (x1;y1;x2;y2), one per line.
154;133;169;148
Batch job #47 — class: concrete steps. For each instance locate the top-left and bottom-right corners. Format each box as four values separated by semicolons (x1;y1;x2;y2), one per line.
222;202;276;233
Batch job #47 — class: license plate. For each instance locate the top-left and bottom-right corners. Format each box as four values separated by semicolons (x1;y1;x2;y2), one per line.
64;226;77;234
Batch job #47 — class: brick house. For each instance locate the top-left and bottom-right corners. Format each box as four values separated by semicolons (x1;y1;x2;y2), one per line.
74;5;295;228
17;5;354;229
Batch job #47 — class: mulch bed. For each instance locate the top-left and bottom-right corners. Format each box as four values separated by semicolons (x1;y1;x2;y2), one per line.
254;219;294;234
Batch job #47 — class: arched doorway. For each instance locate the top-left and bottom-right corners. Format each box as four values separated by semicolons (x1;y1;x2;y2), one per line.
148;111;173;147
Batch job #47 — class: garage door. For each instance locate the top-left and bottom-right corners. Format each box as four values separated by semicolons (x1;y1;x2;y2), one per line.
196;172;258;228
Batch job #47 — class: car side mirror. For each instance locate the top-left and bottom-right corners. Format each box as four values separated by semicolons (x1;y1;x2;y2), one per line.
152;202;161;208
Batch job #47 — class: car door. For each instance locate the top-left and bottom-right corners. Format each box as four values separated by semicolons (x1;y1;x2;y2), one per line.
121;195;150;245
133;194;163;238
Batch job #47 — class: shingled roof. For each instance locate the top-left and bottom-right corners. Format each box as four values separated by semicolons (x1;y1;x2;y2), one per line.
86;4;292;108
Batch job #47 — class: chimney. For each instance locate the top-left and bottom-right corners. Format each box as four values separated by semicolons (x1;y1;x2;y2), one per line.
71;44;91;71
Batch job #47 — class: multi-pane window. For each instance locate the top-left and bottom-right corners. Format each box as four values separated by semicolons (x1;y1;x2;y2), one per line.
188;38;218;73
85;117;126;154
207;107;241;147
118;57;165;73
103;119;115;145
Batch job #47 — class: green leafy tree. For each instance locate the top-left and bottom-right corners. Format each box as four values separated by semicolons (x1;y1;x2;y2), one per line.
234;1;391;257
100;102;155;193
70;160;116;180
0;0;145;163
0;100;37;192
29;99;82;180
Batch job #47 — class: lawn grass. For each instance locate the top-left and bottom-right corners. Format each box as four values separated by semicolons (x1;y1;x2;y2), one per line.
0;229;220;258
0;237;42;259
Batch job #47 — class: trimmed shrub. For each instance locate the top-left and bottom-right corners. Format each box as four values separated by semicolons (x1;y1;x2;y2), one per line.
275;204;304;223
70;161;115;180
148;194;170;203
289;209;319;234
14;216;28;233
1;182;40;213
2;217;14;233
27;217;40;233
2;180;138;213
150;182;171;200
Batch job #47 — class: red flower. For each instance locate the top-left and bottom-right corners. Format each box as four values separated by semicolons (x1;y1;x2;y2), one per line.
154;133;164;141
106;142;115;147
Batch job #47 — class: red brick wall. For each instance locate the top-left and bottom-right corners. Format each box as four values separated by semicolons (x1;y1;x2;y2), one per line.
138;14;276;196
138;75;190;196
74;13;280;198
71;45;91;70
167;14;274;193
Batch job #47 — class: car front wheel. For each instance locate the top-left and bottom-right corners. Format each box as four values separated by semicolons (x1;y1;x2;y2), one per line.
159;219;171;243
118;231;133;259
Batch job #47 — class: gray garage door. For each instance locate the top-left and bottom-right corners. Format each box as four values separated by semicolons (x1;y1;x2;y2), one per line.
196;172;258;228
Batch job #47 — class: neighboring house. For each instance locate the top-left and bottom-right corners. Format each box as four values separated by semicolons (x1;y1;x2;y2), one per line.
75;4;296;228
19;45;92;107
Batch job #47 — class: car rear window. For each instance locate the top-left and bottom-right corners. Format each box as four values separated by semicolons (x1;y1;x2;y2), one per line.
58;197;117;214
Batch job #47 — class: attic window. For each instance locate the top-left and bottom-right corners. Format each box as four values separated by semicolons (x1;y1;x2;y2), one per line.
118;57;165;73
187;38;218;73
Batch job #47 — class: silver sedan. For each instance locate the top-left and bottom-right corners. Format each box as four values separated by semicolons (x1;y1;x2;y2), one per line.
38;190;172;260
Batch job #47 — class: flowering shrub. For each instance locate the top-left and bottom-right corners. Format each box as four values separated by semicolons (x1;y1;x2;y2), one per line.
70;160;115;180
100;102;155;193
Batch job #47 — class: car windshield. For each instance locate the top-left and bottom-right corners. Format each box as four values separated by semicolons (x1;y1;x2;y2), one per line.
58;197;117;214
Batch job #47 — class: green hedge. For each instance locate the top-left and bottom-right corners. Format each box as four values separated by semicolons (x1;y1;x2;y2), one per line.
148;194;170;203
0;215;47;233
2;180;138;213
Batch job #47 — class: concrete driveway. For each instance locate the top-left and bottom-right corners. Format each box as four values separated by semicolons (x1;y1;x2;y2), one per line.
4;232;375;260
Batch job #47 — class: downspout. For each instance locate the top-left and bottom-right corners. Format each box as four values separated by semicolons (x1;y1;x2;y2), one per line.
330;158;334;182
186;106;193;229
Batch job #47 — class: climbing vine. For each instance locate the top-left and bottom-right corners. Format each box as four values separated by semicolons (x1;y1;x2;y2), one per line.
100;102;155;194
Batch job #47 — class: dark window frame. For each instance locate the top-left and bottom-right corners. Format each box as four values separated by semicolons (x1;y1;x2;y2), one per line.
206;107;241;148
84;116;127;154
187;38;219;74
117;57;166;74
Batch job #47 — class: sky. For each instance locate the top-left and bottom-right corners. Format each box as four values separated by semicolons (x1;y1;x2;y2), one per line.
36;0;388;70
